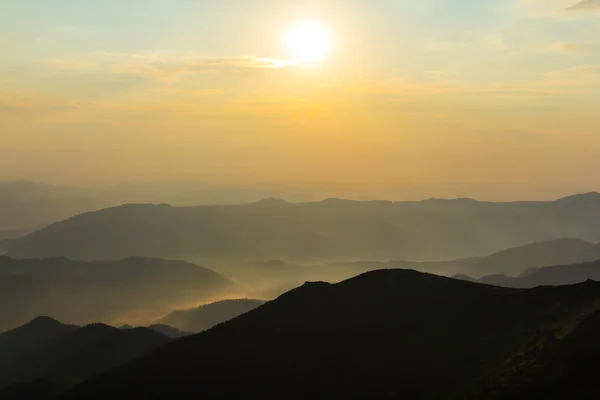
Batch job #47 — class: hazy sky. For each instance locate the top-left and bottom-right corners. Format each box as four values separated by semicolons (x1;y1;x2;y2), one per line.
1;0;600;191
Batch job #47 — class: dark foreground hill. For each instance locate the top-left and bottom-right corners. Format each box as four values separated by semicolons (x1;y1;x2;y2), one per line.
63;269;600;399
7;193;600;261
0;317;169;397
157;299;266;332
0;256;234;331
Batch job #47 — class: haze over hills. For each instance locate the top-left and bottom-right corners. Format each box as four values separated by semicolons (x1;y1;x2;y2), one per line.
7;193;600;262
157;299;266;333
0;256;234;332
62;269;600;399
95;182;319;206
0;181;110;231
6;0;600;397
335;237;600;278
459;259;600;289
0;317;170;397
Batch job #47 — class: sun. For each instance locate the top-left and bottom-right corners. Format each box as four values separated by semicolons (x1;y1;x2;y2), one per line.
287;21;333;64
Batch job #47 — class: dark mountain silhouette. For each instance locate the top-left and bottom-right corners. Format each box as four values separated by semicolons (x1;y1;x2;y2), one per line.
0;256;233;332
62;269;600;399
7;194;600;261
157;299;266;333
462;259;600;288
0;317;169;397
0;317;77;364
0;181;109;231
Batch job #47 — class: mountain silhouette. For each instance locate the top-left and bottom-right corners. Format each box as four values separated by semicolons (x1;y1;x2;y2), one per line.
328;238;599;278
7;194;600;261
0;256;234;331
0;317;170;397
62;269;600;399
461;259;600;288
412;237;598;277
157;299;266;332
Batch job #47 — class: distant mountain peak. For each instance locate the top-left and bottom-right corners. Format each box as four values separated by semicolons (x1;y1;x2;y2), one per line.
555;192;600;203
25;316;64;328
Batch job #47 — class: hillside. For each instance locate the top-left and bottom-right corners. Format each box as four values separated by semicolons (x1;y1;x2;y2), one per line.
157;299;266;332
7;193;600;262
62;269;600;399
0;256;234;331
0;317;169;396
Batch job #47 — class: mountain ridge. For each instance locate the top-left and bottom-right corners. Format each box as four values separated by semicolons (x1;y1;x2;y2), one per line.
0;317;171;396
61;269;600;399
8;194;600;262
0;256;234;331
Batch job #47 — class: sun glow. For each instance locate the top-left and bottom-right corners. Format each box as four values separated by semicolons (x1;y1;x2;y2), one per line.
287;21;333;64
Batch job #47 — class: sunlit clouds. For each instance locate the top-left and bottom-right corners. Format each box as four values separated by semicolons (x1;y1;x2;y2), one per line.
1;0;600;188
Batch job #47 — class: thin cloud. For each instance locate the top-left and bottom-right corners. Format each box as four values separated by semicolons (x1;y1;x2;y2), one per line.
127;56;296;81
42;53;296;83
565;0;600;10
550;42;585;53
545;65;600;76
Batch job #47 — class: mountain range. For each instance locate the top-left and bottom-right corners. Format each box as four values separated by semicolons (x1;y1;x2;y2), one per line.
456;259;600;289
60;269;600;399
330;237;600;278
6;193;600;262
0;256;234;331
0;316;170;398
0;180;318;232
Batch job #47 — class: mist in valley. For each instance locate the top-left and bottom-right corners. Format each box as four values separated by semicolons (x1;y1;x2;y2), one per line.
3;0;600;397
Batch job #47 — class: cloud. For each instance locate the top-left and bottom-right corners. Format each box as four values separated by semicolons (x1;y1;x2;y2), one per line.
550;42;585;52
545;65;600;76
40;52;297;84
565;0;600;10
94;53;296;82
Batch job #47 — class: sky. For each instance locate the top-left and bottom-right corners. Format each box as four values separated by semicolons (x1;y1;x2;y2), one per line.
1;0;600;196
